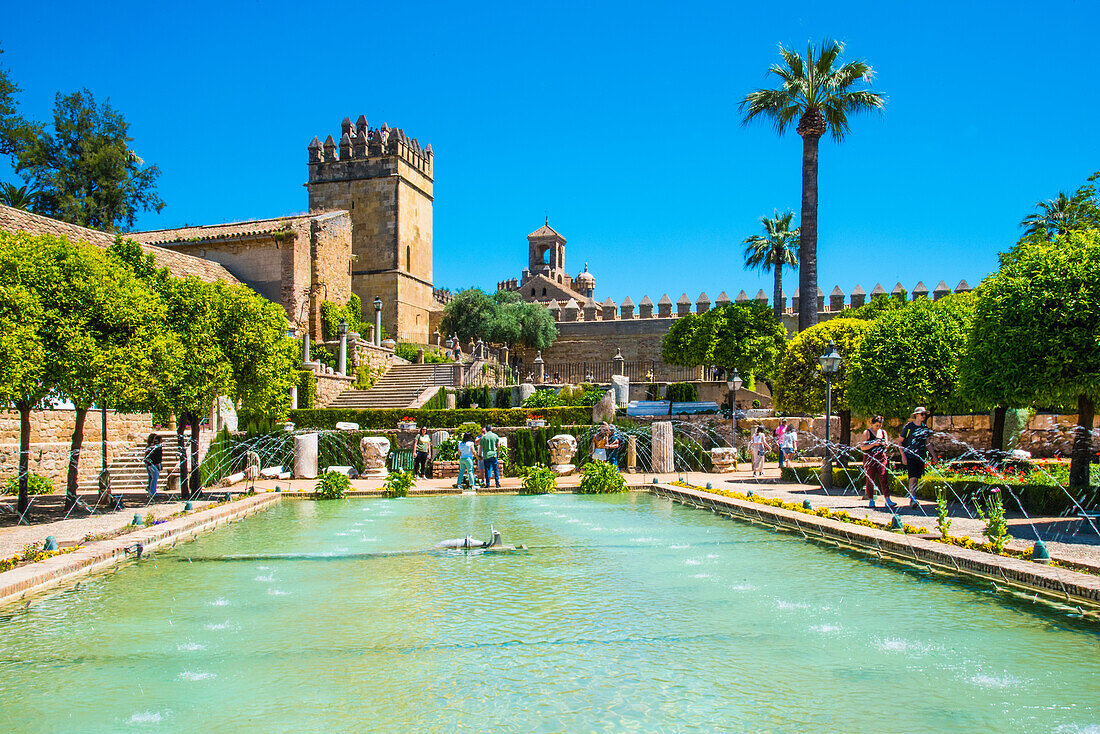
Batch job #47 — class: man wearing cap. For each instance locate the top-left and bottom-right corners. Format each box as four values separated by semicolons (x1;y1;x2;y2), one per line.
898;407;932;508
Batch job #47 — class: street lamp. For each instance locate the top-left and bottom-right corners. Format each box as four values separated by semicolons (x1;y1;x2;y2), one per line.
818;340;843;489
372;297;383;347
727;368;742;451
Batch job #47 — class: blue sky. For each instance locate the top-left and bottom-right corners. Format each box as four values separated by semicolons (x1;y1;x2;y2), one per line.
3;0;1098;304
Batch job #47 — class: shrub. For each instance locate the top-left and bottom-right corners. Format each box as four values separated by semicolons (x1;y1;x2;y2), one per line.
436;437;460;461
578;460;627;494
383;469;414;498
199;428;236;487
645;383;662;400
297;370;317;409
665;382;698;403
315;470;350;500
395;342;419;362
523;389;564;408
456;421;481;437
288;406;593;430
422;388;448;410
521;464;557;494
494;387;511;409
2;472;54;496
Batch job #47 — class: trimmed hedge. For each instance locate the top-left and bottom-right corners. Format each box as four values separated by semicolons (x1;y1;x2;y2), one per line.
288;406;592;430
296;370;316;410
781;466;1098;516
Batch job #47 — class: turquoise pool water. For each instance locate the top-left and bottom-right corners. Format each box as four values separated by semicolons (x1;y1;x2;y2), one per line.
0;493;1097;732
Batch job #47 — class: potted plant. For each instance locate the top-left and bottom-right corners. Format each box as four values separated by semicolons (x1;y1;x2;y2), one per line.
526;414;547;428
397;415;417;431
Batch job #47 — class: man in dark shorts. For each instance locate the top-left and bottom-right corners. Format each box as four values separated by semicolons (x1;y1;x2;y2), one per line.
898;407;932;509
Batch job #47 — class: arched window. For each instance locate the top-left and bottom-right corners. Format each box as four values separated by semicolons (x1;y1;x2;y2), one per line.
542;288;547;297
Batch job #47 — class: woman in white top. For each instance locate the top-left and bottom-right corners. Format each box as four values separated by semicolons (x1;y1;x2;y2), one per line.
457;432;478;489
750;426;771;477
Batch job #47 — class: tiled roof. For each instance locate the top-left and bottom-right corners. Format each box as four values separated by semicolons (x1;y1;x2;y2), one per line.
131;214;316;246
0;204;240;285
527;223;564;240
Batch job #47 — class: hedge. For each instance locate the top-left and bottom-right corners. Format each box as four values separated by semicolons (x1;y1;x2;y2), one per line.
296;370;316;410
288;406;593;430
781;466;1098;516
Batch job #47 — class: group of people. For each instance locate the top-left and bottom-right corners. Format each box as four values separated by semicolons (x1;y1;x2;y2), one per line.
592;422;623;465
413;426;501;489
744;407;933;510
748;421;799;477
858;406;932;509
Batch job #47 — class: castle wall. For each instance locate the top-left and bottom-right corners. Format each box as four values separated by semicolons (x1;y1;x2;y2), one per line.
310;211;353;311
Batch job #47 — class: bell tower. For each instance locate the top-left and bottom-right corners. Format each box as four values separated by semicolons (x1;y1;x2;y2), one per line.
527;219;566;285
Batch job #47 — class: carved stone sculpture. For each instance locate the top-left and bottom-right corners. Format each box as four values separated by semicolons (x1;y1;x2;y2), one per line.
360;436;391;477
547;433;578;476
710;447;739;473
244;450;261;480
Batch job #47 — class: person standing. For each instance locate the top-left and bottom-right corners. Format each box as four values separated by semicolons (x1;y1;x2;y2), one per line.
780;421;797;465
774;421;787;469
858;416;895;509
457;432;477;489
750;426;771;477
143;434;162;500
898;407;932;508
480;425;501;488
414;427;431;478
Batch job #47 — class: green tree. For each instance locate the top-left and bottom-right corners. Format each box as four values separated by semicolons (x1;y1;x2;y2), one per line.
772;318;871;448
741;39;886;332
661;302;786;382
0;43;37;164
9;88;163;231
0;250;47;516
1019;175;1100;240
848;294;975;420
743;209;800;319
847;293;906;320
961;230;1100;487
0;182;38;209
441;288;496;344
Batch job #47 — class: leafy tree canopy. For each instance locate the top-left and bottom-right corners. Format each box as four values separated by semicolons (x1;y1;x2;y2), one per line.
847;294;975;418
846;293;906;320
962;229;1100;411
5;88;163;231
441;288;557;351
1019;173;1100;241
773;318;871;415
661;302;787;380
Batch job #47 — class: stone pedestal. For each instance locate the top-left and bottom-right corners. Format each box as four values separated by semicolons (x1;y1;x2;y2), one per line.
360;437;391;477
294;433;318;479
244;450;261;480
626;434;637;473
611;375;629;406
548;434;578;476
710;447;738;473
652;421;674;474
445;392;457;410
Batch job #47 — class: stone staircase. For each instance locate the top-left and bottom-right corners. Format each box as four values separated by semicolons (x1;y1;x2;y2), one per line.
327;363;456;410
76;431;186;495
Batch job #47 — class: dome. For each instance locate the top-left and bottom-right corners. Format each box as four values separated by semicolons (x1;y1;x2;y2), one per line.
575;262;595;286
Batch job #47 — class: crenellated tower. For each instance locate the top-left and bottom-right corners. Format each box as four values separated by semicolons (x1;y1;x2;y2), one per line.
306;115;435;342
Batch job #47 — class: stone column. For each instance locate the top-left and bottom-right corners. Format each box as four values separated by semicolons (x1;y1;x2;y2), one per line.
294;433;318;479
652;421;674;474
445;391;457;410
290;385;298;410
374;307;383;347
612;349;625;376
626;434;637;473
338;333;348;376
535;351;545;383
302;332;311;364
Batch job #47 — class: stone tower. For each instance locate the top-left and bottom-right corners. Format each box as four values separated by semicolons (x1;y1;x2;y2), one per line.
528;220;567;285
306;115;434;342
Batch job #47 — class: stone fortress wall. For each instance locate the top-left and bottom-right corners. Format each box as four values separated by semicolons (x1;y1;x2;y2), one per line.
514;280;973;366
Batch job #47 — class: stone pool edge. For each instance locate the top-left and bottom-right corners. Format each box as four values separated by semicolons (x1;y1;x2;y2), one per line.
650;483;1100;612
0;493;280;610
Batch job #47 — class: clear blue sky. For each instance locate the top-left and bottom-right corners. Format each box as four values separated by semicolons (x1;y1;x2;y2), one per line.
4;0;1098;304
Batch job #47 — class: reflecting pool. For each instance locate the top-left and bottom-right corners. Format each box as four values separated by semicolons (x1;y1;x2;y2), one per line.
0;493;1097;732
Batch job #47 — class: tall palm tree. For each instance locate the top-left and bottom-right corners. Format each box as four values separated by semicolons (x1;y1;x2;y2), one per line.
1020;186;1099;239
741;39;886;331
743;209;800;320
0;182;38;210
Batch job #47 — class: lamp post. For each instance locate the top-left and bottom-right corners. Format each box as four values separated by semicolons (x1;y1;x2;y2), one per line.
372;297;382;347
818;340;843;489
727;368;742;451
337;317;348;376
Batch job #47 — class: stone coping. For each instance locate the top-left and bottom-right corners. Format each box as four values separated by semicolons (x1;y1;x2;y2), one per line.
0;493;279;609
650;483;1100;613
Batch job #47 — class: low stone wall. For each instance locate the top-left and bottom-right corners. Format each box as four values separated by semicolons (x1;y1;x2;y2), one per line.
314;372;355;408
0;409;153;489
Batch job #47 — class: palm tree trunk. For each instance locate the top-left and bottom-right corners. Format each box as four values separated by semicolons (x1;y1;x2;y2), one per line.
773;262;783;320
65;405;89;511
798;132;821;332
1069;395;1095;488
17;401;32;517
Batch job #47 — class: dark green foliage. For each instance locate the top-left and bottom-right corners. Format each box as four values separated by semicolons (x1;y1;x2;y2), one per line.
198;428;235;487
296;370;316;410
311;340;336;370
773;318;871;415
645;383;662;400
1;472;53;496
665;383;698;403
495;387;511;409
289;406;592;430
523;389;563;408
441;287;557;350
578;460;627;494
321;296;367;340
520;465;557;494
422;388;447;411
315;471;350;500
661;302;786;382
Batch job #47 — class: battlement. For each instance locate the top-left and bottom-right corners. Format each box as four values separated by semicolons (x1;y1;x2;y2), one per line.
307;115;433;181
534;280;972;325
